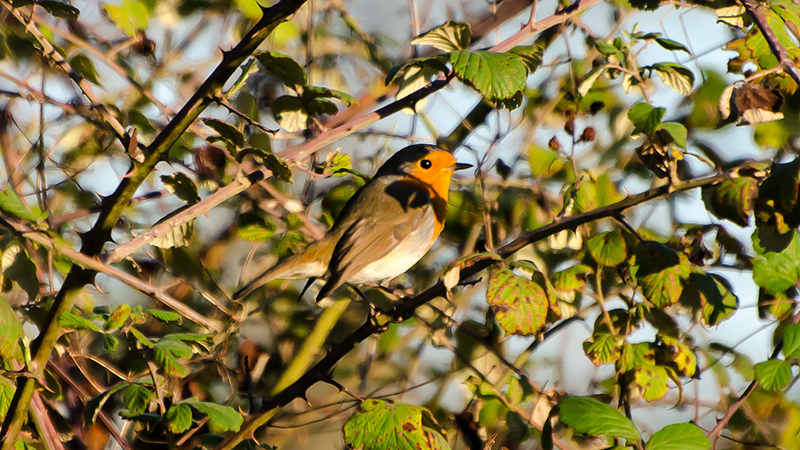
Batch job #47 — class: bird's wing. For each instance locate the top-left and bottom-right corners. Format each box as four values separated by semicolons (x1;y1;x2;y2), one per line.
316;180;433;300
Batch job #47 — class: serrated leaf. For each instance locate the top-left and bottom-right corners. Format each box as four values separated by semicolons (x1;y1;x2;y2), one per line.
0;297;24;365
583;333;622;365
237;147;292;182
58;312;100;332
105;304;131;331
166;403;192;433
558;397;640;442
103;334;118;351
487;267;548;335
147;309;182;324
753;252;798;294
631;243;689;308
0;188;40;222
69;54;100;85
203;119;245;149
161;173;200;204
237;212;276;242
150;218;193;249
550;264;592;292
184;397;243;431
634;364;670;401
702;177;758;227
128;327;153;346
153;340;191;376
343;399;449;450
754;359;792;390
628;103;665;136
783;324;800;358
587;231;627;266
658;122;687;148
411;20;472;52
645;423;709;450
509;46;543;73
450;50;527;101
654;38;690;54
124;383;152;415
651;63;694;95
85;383;129;425
255;51;307;88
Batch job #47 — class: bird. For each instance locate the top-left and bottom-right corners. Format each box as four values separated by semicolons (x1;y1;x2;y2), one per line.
233;144;472;303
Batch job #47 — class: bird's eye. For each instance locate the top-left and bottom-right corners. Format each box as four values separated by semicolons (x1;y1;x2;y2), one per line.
420;159;432;169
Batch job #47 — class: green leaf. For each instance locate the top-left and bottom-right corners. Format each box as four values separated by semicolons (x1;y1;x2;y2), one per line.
783;324;800;358
153;339;192;376
302;86;359;106
634;364;670;401
128;327;153;347
628;103;665;136
0;188;40;222
85;383;130;425
657;122;687;148
0;244;39;302
236;147;293;182
103;334;119;351
678;272;739;326
255;51;307;88
124;384;152;415
528;145;567;178
487;267;548;335
702;177;758;227
587;230;627;266
645;423;710;450
558;397;640;442
654;38;690;54
631;243;689;307
578;64;608;97
161;173;200;205
147;309;182;324
450;50;527;101
343;399;449;450
202;119;245;149
105;304;131;331
237;212;276;242
509;46;543;73
753;252;798;294
102;0;150;37
272;95;308;133
166;403;192;433
754;359;792;391
69;54;100;85
411;20;472;52
184;398;243;432
550;264;592;292
651;63;694;95
583;333;623;365
0;376;14;417
58;312;100;332
0;297;23;366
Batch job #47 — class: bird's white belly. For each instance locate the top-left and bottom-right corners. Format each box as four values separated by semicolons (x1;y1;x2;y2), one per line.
348;215;436;284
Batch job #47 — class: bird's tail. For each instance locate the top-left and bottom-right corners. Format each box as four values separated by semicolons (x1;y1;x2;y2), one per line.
232;240;330;300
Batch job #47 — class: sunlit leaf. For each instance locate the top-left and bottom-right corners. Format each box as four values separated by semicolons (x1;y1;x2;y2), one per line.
754;360;791;390
645;423;710;450
411;21;472;52
450;50;527;101
487;267;548;335
344;399;449;450
558;397;640;442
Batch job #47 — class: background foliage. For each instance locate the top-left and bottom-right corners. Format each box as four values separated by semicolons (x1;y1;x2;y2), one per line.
0;0;799;448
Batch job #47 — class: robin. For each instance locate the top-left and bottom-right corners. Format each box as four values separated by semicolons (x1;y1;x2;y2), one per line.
233;144;472;303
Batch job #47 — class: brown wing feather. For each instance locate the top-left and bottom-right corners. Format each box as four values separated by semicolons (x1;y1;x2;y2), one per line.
316;183;433;301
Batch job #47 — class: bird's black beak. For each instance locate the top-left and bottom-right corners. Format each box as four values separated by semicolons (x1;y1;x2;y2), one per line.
453;162;473;171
